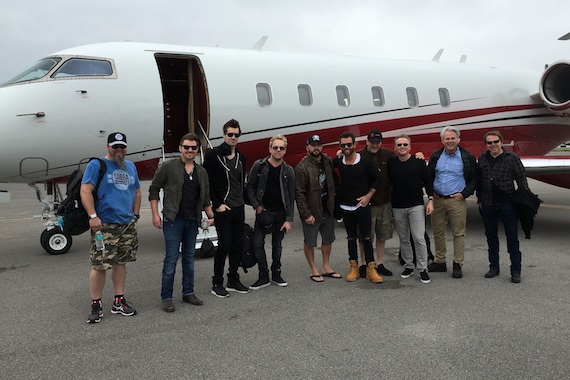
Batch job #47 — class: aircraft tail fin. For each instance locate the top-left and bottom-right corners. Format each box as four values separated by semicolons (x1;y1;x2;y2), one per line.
251;36;268;51
431;49;444;62
558;32;570;40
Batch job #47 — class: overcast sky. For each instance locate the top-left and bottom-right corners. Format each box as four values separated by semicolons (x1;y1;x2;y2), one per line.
1;0;570;83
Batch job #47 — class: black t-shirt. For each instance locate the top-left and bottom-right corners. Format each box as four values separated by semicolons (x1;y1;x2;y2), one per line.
387;156;432;208
262;163;285;212
177;168;200;219
319;160;329;211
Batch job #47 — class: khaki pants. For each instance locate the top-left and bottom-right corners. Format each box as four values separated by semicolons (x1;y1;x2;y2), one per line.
431;197;467;266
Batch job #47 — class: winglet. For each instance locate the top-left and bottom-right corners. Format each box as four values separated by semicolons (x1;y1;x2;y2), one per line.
558;32;570;41
251;36;268;51
431;49;444;62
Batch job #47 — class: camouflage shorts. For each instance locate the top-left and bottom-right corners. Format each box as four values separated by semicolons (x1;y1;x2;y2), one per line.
90;220;138;270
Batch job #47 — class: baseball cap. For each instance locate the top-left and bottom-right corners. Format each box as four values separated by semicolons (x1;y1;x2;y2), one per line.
108;132;128;147
367;129;383;142
306;135;322;145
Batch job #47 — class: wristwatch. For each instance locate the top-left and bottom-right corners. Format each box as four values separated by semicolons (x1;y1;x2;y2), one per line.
90;213;98;219
134;214;140;220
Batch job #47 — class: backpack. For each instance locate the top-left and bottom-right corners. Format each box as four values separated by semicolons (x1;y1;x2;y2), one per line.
198;237;216;258
55;158;107;236
241;223;257;273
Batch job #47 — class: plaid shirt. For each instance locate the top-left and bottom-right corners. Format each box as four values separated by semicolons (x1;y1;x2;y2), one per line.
477;149;528;205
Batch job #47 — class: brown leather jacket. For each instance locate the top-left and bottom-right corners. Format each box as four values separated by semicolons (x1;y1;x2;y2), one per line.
294;153;336;221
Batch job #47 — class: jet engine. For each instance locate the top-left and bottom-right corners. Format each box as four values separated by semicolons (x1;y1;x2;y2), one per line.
540;60;570;117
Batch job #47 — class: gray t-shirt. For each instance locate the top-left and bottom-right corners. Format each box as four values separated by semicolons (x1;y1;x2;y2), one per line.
225;155;244;208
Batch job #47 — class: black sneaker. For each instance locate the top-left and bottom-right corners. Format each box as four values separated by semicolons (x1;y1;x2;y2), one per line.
420;270;431;284
401;268;414;278
111;299;136;316
226;280;250;294
249;278;271;290
272;273;288;287
377;264;393;276
86;306;103;323
211;285;229;298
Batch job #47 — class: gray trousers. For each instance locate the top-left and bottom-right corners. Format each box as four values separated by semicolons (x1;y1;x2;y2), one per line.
393;205;428;271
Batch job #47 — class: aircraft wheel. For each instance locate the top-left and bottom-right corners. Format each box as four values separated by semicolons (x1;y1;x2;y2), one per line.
41;227;72;255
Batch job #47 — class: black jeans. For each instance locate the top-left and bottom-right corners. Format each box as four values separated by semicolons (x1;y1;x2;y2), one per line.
342;207;374;263
212;204;245;285
481;202;521;273
252;210;286;277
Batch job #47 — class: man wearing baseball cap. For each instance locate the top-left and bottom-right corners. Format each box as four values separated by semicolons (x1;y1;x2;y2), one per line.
81;132;141;323
295;134;341;282
356;129;396;277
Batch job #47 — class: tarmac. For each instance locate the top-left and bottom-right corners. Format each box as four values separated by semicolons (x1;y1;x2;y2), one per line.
0;178;569;380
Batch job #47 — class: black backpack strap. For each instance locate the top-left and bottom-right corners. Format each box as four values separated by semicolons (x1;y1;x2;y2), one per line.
65;170;84;196
89;157;107;202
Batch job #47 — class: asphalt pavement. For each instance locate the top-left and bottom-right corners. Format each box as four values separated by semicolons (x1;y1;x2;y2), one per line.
0;179;569;379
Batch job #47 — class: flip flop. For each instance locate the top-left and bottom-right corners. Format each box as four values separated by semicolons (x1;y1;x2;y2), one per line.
322;271;342;279
310;274;324;282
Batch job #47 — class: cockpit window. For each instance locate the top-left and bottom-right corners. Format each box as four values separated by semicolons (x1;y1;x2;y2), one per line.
1;57;62;86
51;58;113;78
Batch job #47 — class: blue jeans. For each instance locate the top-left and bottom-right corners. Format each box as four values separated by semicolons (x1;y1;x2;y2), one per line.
481;202;521;273
161;217;198;301
252;210;286;277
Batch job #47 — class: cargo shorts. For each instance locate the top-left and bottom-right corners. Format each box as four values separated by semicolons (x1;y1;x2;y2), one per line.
90;220;138;270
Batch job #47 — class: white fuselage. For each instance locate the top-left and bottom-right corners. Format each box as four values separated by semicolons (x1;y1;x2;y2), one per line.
1;41;568;183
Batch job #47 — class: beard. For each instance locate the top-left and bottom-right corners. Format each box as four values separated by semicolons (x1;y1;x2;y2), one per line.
112;154;127;171
309;149;321;158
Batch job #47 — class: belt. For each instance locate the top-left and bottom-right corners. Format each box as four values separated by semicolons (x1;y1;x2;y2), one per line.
435;193;454;199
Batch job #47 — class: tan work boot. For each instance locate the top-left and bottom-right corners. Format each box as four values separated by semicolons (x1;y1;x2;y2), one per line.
346;260;359;282
366;262;384;283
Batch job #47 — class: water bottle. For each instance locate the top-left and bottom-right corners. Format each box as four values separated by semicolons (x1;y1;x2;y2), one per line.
201;217;209;230
95;231;105;251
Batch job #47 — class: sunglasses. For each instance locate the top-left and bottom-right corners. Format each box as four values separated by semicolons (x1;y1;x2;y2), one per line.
181;145;199;151
396;143;409;147
486;139;500;145
340;143;353;148
272;146;286;151
112;145;127;150
226;132;241;138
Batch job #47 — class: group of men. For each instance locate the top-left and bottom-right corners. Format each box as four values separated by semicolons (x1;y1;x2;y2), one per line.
81;122;529;323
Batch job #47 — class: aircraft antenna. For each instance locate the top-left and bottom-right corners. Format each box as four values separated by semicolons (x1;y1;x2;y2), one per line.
251;36;268;51
460;55;467;63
